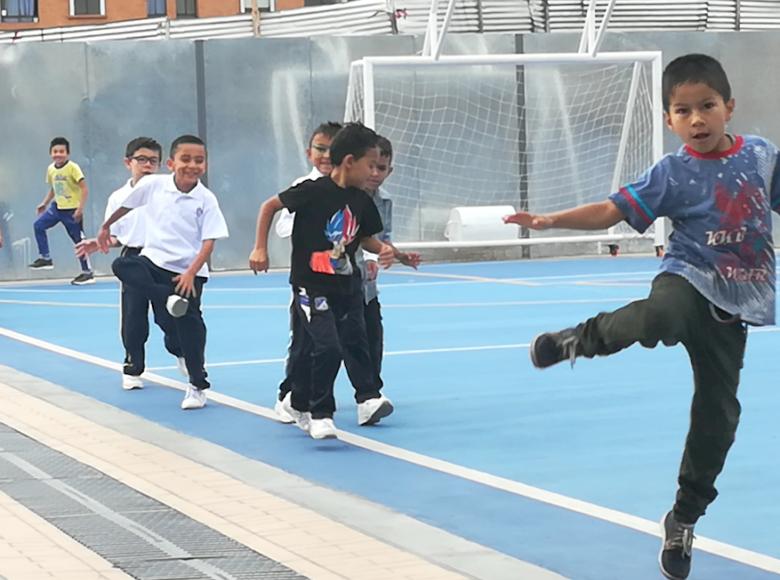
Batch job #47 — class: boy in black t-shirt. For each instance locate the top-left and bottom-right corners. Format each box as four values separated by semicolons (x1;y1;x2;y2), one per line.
250;123;397;440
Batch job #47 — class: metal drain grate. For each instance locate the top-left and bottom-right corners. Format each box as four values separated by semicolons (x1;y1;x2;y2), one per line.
0;424;308;580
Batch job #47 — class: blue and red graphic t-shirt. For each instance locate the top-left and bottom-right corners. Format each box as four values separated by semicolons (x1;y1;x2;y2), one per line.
609;135;780;325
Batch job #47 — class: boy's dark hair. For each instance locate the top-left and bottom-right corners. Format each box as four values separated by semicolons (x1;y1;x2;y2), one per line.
329;123;379;166
169;134;206;159
309;122;343;147
125;137;162;159
662;54;731;112
50;137;70;153
377;136;393;162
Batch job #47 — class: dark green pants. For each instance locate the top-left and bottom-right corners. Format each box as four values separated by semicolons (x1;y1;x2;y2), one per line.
577;273;747;524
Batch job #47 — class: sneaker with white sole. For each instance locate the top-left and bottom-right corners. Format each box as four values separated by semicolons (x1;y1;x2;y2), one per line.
357;395;394;426
166;295;189;318
71;272;95;285
175;356;188;378
309;418;337;439
29;257;54;270
274;392;295;424
181;385;207;410
659;510;695;580
281;393;310;430
122;375;143;390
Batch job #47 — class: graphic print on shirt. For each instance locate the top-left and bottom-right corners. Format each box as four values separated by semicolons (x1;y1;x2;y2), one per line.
709;180;772;283
310;205;360;275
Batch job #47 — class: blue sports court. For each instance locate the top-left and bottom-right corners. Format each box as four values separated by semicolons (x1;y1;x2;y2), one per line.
1;255;779;579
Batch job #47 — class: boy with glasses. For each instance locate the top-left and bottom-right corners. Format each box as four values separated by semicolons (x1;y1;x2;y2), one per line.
77;137;186;390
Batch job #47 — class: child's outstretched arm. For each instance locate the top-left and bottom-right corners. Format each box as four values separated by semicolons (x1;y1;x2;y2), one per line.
503;200;625;231
97;207;133;252
249;196;284;274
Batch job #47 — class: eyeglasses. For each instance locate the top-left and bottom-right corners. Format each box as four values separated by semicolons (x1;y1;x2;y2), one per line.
130;155;160;165
310;145;330;153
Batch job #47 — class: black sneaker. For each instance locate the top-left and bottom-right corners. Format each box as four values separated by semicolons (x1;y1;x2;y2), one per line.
529;328;581;368
29;258;53;270
659;510;695;580
71;272;95;286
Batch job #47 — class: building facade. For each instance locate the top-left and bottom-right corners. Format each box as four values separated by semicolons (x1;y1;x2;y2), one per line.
0;0;305;31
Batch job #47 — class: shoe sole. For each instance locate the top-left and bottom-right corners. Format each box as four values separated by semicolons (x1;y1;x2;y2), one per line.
181;402;206;410
529;334;544;368
122;384;143;390
361;399;394;426
657;512;686;580
30;265;54;270
72;279;96;285
311;430;337;440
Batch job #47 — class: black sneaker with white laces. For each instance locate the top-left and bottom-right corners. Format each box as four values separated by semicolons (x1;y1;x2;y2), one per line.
659;510;695;580
71;272;95;285
29;257;54;270
529;327;582;368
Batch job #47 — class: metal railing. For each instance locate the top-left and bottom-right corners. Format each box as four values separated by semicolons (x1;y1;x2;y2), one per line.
1;0;779;44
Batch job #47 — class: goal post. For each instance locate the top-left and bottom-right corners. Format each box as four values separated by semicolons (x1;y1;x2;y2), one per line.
345;51;665;252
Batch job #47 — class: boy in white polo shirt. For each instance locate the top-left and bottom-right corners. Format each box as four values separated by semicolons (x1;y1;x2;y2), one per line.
77;137;186;390
97;135;229;410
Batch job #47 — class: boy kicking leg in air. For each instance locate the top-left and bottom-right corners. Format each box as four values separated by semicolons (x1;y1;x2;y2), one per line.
505;54;780;580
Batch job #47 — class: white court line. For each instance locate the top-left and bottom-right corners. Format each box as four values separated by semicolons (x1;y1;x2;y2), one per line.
1;326;779;574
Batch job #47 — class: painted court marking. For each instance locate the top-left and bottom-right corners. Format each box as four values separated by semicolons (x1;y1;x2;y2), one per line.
1;326;779;575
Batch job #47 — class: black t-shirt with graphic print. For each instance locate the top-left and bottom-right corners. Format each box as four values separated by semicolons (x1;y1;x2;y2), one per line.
279;176;383;295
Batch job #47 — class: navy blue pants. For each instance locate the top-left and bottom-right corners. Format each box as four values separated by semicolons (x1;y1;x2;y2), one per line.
277;289;306;401
119;247;182;376
112;255;209;389
33;203;91;272
364;297;384;386
291;287;381;419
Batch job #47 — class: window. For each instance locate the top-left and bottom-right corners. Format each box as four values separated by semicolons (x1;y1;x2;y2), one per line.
148;0;166;17
240;0;271;12
1;0;37;22
70;0;104;16
176;0;196;18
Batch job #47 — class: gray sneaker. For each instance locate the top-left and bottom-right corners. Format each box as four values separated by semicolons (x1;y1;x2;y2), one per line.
71;272;95;285
529;327;581;368
659;510;695;580
29;258;54;270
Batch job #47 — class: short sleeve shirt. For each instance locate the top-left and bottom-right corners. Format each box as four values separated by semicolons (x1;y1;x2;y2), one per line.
121;174;229;278
47;161;85;210
106;179;146;248
609;135;780;325
280;176;383;295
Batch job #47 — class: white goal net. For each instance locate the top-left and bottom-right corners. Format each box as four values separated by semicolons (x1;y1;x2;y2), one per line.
345;52;663;249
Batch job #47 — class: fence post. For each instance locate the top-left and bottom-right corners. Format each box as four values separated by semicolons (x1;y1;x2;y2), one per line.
735;0;741;31
251;0;260;36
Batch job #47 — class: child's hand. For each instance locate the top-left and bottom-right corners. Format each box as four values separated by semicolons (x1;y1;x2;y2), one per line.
378;243;394;269
503;212;553;230
365;259;379;281
249;248;269;274
35;203;46;216
75;238;99;258
172;271;197;298
73;207;83;222
399;252;421;270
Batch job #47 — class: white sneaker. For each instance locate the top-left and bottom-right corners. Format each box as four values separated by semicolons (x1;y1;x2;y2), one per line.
296;412;312;433
309;418;337;439
181;385;207;410
166;295;189;318
274;392;295;424
175;356;188;378
122;375;144;390
357;395;394;426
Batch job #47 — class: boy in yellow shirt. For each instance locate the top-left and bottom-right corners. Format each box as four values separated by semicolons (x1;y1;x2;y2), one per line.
30;136;94;285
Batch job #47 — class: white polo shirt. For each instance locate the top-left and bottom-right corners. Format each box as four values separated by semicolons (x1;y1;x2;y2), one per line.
106;179;146;248
275;167;324;239
121;174;229;278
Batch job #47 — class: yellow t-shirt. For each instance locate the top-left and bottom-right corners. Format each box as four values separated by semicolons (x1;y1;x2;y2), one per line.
46;161;85;210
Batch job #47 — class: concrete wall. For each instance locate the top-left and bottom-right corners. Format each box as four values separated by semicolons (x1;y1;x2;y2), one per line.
1;31;779;280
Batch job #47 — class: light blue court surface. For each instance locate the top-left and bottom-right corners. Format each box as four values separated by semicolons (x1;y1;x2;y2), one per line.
1;255;780;580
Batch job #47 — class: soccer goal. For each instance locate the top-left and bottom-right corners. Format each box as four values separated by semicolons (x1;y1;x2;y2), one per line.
344;2;664;253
